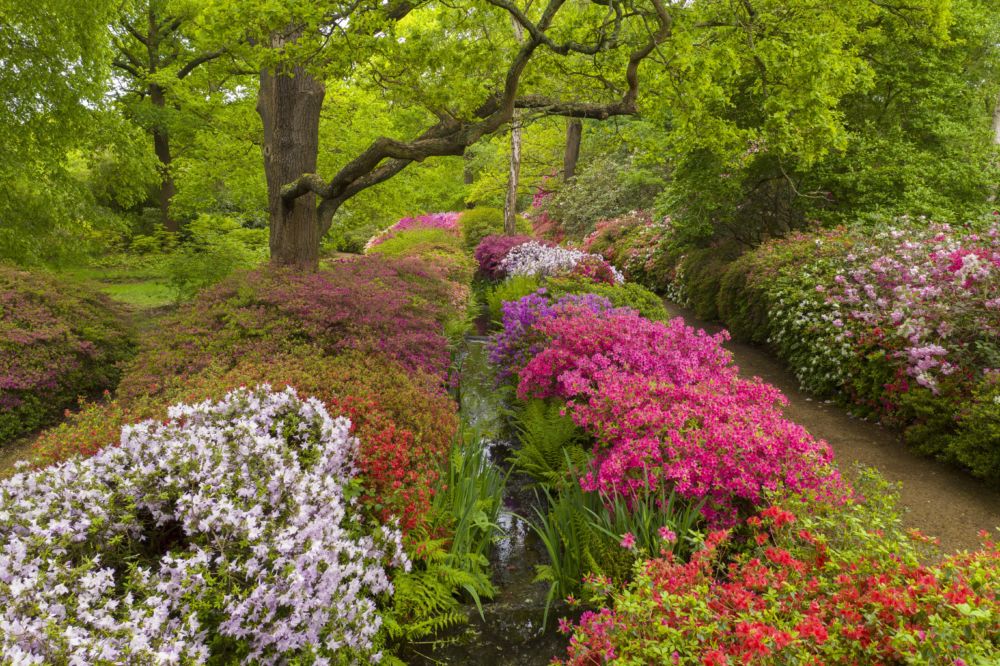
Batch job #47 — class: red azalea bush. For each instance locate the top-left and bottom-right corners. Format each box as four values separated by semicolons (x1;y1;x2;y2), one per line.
559;481;1000;665
119;256;457;400
506;305;843;524
0;266;134;445
30;350;456;531
474;234;534;279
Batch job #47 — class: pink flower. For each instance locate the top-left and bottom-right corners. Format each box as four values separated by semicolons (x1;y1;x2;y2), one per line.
659;527;677;543
620;532;636;549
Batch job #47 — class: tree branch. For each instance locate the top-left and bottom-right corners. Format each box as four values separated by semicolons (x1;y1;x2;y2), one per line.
177;49;228;79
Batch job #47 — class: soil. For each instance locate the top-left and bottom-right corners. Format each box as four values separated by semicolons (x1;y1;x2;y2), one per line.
663;300;1000;554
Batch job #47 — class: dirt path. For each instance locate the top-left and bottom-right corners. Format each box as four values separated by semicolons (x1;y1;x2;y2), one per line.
664;301;1000;554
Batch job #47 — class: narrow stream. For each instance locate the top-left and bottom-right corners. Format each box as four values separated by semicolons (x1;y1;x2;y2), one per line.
409;338;572;665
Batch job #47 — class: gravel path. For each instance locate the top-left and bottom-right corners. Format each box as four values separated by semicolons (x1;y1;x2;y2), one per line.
664;300;1000;554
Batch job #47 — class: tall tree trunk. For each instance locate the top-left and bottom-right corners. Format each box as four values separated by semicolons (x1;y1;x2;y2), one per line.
257;53;326;270
463;152;475;208
504;115;522;234
564;118;582;180
991;92;1000;203
149;83;178;232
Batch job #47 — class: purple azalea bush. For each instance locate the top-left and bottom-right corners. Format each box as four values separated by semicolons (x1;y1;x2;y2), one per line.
0;386;407;664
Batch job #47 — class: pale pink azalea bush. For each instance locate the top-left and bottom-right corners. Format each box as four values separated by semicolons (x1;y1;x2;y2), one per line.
364;212;461;250
499;240;625;283
0;386;407;664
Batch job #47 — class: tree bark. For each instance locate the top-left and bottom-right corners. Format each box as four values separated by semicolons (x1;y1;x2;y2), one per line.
257;53;326;270
149;83;178;232
991;92;1000;202
564;118;582;180
504;116;522;234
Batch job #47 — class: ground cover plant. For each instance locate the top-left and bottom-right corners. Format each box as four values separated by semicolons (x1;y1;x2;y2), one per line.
365;212;462;250
0;266;134;446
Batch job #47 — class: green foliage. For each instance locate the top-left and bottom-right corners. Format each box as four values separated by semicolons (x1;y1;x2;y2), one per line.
947;374;1000;482
674;246;740;320
544;155;664;239
509;399;590;487
527;475;703;626
166;215;267;300
458;207;531;252
485;275;542;323
546;276;668;321
384;434;504;649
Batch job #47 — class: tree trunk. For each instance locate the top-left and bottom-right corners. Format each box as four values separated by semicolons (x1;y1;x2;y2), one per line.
257;54;326;270
991;92;1000;203
504;115;522;234
463;152;475;208
564;118;582;180
149;83;178;232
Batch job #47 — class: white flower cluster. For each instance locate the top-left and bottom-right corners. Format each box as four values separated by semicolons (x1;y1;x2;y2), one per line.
0;386;407;665
499;241;624;282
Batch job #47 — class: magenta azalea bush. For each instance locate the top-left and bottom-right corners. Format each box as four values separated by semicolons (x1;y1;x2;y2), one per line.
490;294;845;525
365;212;461;250
0;266;134;445
0;386;408;664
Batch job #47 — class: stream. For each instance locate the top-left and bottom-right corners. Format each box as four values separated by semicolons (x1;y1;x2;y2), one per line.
408;338;572;665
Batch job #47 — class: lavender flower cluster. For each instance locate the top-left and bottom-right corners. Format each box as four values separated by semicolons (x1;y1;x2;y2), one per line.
499;241;624;283
0;386;407;664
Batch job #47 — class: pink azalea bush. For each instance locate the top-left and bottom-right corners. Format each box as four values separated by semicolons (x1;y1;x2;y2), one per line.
365;212;461;250
0;386;408;664
491;296;845;525
474;234;535;279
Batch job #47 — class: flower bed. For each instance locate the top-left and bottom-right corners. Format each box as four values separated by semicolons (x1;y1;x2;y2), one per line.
594;215;1000;482
119;255;461;401
559;480;1000;665
0;386;408;664
0;266;134;446
490;294;844;525
29;350;457;531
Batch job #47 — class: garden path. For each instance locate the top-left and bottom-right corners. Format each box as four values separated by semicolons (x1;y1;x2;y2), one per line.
663;300;1000;554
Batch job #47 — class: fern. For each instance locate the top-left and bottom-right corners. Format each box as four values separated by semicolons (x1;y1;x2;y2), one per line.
509;399;590;487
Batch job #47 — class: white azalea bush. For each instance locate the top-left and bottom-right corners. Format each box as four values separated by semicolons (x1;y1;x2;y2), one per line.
499;240;625;283
0;386;408;664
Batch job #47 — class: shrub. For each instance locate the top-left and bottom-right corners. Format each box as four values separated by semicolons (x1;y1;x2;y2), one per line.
484;274;543;324
500;241;624;283
458;207;531;251
119;256;458;400
546;275;668;321
508;305;844;524
367;227;475;288
951;371;1000;483
30;350;457;531
0;386;409;664
474;234;534;280
0;265;133;445
559;475;1000;665
165;214;266;300
365;212;461;249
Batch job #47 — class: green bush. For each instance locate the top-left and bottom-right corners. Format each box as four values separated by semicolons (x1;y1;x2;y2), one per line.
716;254;771;343
485;274;542;324
546;276;668;321
0;266;134;445
166;214;266;300
458;207;531;252
950;373;1000;482
675;247;734;320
